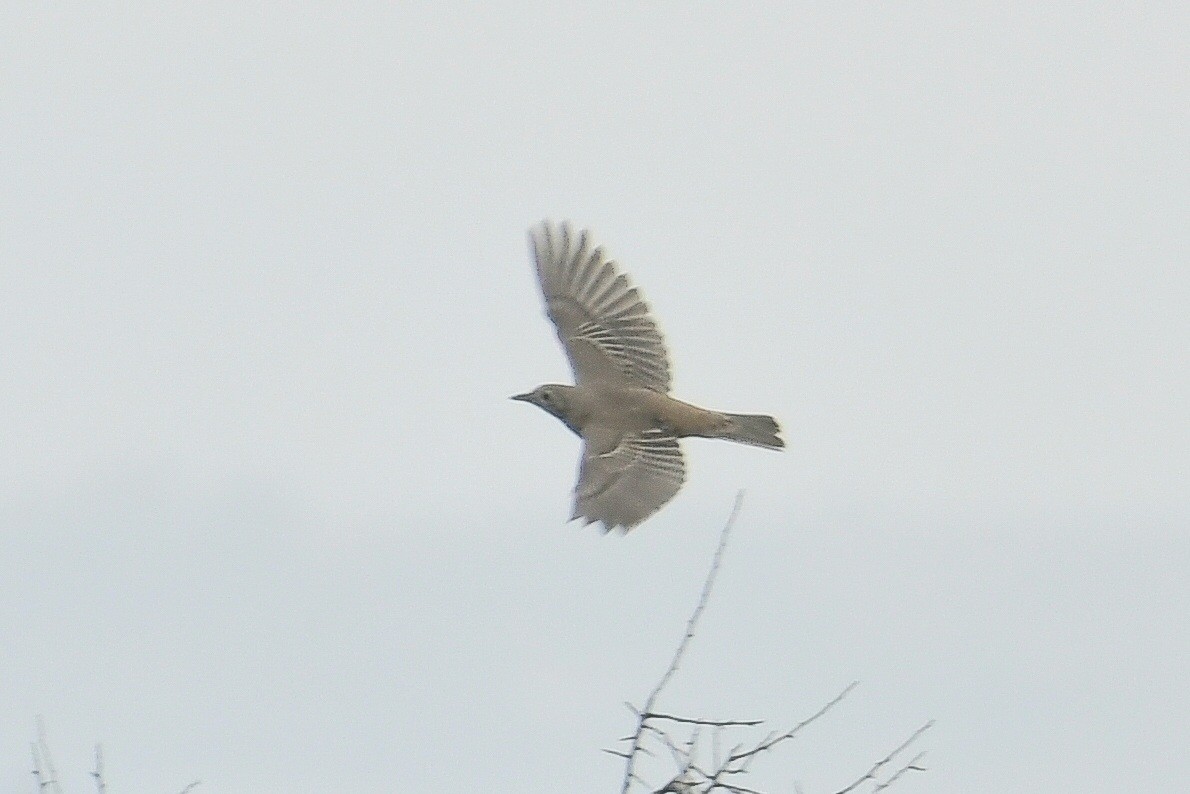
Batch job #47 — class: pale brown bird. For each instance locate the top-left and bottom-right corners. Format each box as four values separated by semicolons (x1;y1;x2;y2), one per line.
513;221;784;532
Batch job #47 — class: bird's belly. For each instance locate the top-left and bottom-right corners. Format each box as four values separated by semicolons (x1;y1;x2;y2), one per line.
580;385;658;433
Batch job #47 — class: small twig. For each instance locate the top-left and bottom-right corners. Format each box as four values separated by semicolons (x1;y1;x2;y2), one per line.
650;491;745;707
835;721;934;794
643;712;764;728
620;491;746;794
32;743;48;791
659;728;690;768
722;680;860;768
32;719;63;794
92;745;107;794
717;783;769;794
873;751;928;791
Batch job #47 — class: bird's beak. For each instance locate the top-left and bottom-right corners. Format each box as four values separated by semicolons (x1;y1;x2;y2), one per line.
510;392;532;402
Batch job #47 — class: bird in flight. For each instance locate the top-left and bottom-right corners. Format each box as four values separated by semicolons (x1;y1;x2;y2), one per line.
513;221;784;532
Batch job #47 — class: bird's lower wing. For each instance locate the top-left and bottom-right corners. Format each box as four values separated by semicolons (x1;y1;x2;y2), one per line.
574;429;685;532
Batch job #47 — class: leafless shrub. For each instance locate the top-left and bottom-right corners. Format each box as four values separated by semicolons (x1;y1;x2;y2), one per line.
606;493;934;793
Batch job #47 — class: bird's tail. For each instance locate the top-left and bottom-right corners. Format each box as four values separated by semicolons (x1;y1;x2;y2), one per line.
717;413;784;450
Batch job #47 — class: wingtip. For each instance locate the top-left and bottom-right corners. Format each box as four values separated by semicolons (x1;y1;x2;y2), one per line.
570;508;636;534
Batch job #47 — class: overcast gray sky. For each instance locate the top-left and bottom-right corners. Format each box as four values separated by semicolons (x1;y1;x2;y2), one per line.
2;4;1187;793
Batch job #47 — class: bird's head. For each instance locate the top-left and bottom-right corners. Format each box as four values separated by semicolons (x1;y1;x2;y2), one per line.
511;384;578;433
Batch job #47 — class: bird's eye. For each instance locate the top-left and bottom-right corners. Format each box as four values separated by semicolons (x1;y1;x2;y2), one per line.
541;392;552;403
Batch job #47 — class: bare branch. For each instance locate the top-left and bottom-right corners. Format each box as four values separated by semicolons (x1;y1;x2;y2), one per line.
873;751;929;792
646;681;857;793
835;721;934;794
650;491;745;708
610;490;933;793
722;680;859;768
27;723;202;794
716;783;770;794
32;720;63;794
619;491;746;794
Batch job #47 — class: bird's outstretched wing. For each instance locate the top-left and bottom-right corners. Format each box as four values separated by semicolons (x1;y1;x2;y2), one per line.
574;428;686;531
530;221;672;392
